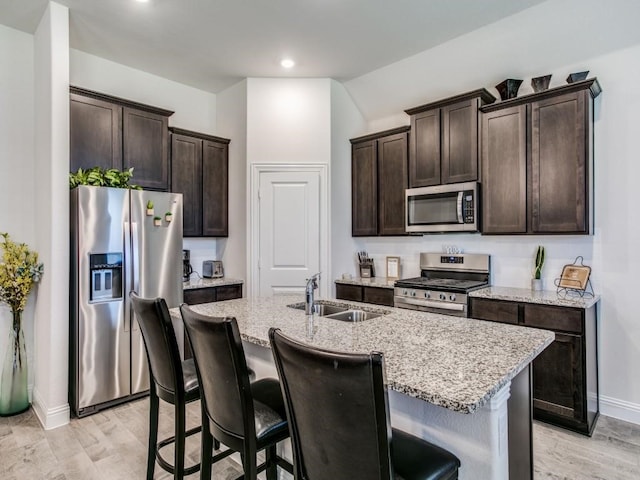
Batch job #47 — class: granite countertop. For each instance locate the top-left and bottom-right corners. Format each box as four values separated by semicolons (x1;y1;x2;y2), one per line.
334;276;396;289
169;295;553;414
183;277;244;290
470;286;600;309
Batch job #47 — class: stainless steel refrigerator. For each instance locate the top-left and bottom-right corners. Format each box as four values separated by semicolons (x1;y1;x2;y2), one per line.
70;186;183;417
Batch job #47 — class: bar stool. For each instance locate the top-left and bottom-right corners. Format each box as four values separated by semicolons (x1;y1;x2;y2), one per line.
179;305;293;480
130;293;233;480
269;327;461;480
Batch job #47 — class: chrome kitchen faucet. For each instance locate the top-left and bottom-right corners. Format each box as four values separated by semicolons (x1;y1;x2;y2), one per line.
305;272;321;315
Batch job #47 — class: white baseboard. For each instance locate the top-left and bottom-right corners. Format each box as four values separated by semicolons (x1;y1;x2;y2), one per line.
600;395;640;426
32;388;70;430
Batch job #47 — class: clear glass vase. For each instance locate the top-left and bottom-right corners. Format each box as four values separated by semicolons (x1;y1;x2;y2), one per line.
0;310;29;416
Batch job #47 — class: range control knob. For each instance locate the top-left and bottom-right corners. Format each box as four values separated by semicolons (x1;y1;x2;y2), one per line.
403;289;408;296
439;293;446;300
426;291;431;299
411;290;417;297
449;294;457;301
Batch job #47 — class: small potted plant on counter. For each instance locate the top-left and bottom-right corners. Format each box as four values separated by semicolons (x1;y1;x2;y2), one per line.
531;245;545;291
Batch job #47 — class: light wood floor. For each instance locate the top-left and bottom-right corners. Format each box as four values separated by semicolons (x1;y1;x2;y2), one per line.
1;398;639;479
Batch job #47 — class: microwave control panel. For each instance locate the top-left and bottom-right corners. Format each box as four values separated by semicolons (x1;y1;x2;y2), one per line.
463;191;475;224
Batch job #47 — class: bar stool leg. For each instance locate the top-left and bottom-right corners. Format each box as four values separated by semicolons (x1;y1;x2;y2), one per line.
174;401;186;480
200;418;213;480
147;389;159;480
265;444;277;480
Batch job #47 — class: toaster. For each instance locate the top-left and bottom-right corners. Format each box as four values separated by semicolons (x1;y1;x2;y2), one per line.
203;260;224;278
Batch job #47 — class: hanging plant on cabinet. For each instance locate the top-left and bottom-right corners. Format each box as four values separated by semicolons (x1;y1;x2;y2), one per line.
0;233;44;416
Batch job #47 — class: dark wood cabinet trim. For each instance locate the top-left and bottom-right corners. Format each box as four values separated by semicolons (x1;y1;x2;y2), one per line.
480;78;601;113
70;85;174;117
405;88;496;115
349;125;410;144
169;127;231;145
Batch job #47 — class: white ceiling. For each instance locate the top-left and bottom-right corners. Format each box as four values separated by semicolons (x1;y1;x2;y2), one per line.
0;0;548;93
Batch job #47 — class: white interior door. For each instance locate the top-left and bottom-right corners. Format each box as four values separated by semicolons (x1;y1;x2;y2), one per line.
256;168;322;296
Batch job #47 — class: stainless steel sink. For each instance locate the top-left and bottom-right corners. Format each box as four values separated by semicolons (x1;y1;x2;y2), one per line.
287;302;349;316
309;304;349;316
287;301;387;322
324;310;381;322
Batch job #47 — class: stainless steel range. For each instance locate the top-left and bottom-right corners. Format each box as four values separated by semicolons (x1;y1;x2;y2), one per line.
394;252;490;317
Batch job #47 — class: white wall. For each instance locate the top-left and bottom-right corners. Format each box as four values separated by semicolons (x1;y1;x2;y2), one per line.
216;80;248;284
247;78;331;165
70;50;216;132
0;24;36;402
33;1;70;429
340;0;640;423
329;80;367;292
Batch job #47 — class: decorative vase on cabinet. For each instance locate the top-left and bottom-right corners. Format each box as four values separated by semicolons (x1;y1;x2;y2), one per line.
0;310;29;416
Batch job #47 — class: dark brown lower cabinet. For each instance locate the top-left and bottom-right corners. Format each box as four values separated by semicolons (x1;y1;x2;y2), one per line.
335;283;394;307
469;297;598;435
182;283;243;358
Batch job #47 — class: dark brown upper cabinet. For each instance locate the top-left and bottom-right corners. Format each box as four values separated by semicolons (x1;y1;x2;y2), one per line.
405;89;495;188
70;86;174;191
350;126;409;236
122;107;169;191
170;128;230;237
480;78;601;235
70;93;122;172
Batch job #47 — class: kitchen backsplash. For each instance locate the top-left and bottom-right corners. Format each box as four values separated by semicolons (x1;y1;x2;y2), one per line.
183;238;217;278
350;233;598;291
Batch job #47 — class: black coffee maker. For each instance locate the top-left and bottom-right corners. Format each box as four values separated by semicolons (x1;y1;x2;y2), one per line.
182;249;193;282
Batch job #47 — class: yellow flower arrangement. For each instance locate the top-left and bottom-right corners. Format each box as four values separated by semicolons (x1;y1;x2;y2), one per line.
0;233;44;314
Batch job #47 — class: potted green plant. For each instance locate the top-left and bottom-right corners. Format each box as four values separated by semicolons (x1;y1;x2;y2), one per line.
69;167;140;190
0;233;44;416
532;245;545;291
146;200;154;216
153;216;162;227
164;211;173;223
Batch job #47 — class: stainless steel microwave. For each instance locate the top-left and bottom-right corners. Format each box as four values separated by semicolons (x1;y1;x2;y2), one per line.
405;182;479;233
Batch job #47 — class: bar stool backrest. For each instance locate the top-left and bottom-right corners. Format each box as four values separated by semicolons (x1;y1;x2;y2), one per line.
269;328;394;480
180;305;256;443
130;293;183;400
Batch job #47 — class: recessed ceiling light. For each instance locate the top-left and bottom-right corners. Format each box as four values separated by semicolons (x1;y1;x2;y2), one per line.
281;58;295;69
135;0;150;3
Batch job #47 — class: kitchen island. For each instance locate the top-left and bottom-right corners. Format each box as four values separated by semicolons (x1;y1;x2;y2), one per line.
170;295;554;480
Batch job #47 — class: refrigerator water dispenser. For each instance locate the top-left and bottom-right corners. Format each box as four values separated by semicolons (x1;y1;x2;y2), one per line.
89;253;123;302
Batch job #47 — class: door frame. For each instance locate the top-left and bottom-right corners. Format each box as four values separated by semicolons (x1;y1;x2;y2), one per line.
249;163;330;298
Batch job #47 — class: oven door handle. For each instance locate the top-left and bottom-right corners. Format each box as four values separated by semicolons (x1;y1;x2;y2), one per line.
457;191;464;223
397;297;465;311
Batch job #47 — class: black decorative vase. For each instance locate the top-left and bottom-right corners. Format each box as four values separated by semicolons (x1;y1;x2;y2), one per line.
566;71;589;83
531;74;552;92
495;79;523;100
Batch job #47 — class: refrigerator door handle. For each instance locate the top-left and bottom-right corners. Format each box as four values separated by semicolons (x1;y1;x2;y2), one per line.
124;220;132;332
130;221;140;331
